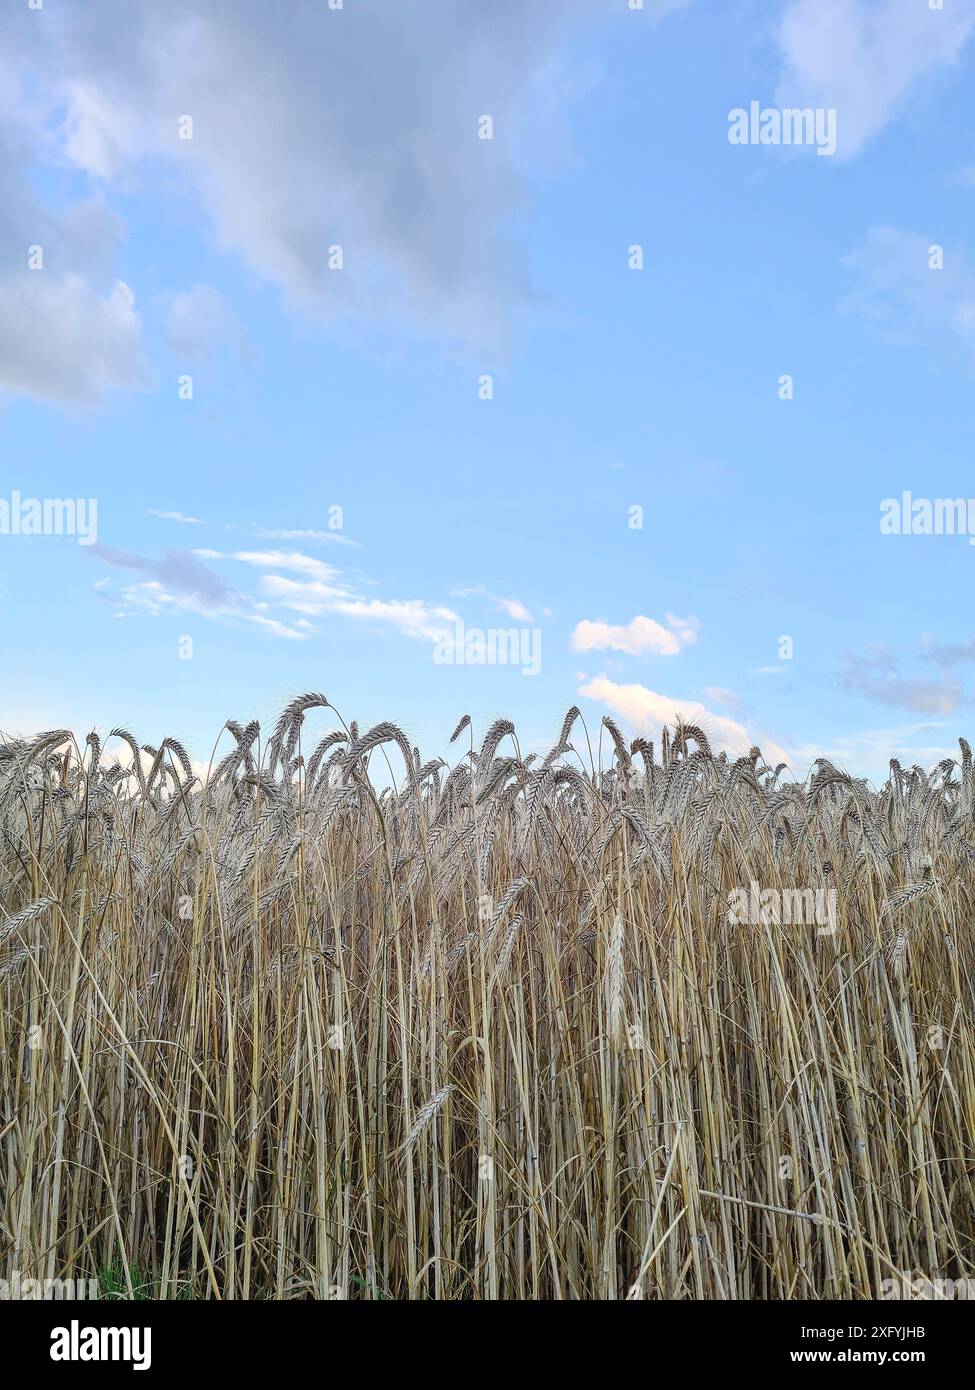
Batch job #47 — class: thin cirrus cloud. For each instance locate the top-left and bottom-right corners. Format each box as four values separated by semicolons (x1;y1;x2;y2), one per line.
147;509;204;525
88;543;308;639
496;597;534;623
251;528;360;548
326;598;462;643
228;550;346;584
842;226;975;366
450;586;534;623
148;513;361;546
704;685;748;718
787;721;958;778
571;613;699;657
89;543;461;647
775;0;975;160
163;283;251;362
218;550;461;641
578;675;791;767
93;544;239;608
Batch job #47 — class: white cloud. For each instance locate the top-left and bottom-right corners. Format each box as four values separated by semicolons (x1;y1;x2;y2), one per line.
258;575;351;613
497;596;533;622
187;546;460;641
229;549;343;586
776;0;975;160
242;613;308;640
327;597;461;642
579;674;790;766
571;613;698;657
251;527;360;548
148;509;203;525
451;585;534;622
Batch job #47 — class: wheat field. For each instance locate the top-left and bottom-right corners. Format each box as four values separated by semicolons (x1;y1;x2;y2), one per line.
1;695;973;1299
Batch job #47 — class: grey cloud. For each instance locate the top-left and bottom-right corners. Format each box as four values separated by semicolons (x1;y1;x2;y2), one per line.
921;634;975;668
0;122;150;404
704;685;749;719
89;544;243;610
164;285;251;363
0;19;152;405
87;541;460;645
840;645;962;715
3;0;648;359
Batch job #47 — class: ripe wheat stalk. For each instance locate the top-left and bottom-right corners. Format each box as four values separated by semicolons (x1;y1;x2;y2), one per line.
0;702;972;1299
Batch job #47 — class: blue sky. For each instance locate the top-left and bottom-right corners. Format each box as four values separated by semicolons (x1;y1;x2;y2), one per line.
2;0;975;784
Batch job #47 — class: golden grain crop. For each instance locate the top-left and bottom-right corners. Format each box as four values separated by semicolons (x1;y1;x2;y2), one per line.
1;697;972;1299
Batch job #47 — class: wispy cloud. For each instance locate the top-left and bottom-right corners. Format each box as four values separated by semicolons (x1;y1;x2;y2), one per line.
229;550;345;585
251;527;360;548
921;634;975;668
163;283;250;362
787;720;958;783
145;545;464;645
88;544;308;638
704;685;748;718
327;598;461;642
451;585;535;623
93;544;236;607
231;550;460;641
148;509;204;525
843;226;975;365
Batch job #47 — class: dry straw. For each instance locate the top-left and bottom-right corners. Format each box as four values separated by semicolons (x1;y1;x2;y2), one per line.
0;704;972;1299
